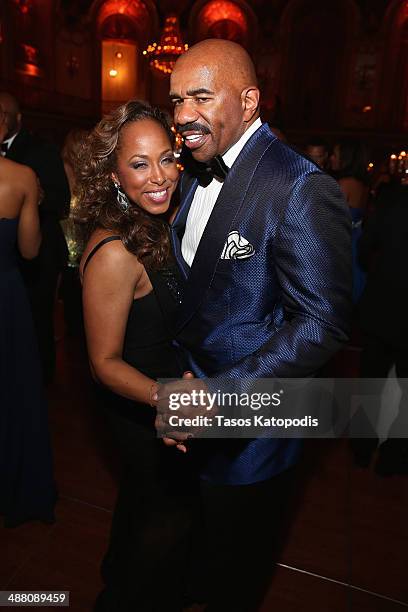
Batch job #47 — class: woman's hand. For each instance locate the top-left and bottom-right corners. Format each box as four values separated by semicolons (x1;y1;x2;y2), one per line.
158;371;195;453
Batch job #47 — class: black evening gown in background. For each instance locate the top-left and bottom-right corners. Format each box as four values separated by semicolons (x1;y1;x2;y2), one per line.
0;217;56;527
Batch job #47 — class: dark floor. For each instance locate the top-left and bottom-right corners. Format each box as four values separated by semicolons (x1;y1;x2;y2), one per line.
1;309;408;611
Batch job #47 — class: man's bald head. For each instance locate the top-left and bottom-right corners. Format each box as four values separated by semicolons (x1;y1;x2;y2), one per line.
170;39;260;162
0;92;21;139
175;39;258;92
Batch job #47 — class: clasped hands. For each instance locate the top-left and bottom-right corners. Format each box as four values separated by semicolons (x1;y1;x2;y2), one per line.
153;372;216;452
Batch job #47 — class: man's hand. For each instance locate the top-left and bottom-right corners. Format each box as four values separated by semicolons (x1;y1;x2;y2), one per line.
161;371;194;452
155;371;216;451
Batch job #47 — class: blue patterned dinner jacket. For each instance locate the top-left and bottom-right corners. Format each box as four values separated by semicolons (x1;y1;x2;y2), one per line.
171;123;352;485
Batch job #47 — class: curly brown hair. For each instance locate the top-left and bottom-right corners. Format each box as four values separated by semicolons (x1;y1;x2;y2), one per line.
75;100;176;269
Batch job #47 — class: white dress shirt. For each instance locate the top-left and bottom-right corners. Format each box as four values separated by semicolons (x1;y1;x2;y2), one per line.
181;118;262;267
0;132;18;156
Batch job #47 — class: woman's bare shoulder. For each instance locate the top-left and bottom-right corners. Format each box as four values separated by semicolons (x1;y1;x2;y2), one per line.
338;176;367;206
0;157;36;182
0;159;37;217
80;228;142;280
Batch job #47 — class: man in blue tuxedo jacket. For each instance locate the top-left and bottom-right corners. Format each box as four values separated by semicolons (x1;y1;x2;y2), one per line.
161;39;351;611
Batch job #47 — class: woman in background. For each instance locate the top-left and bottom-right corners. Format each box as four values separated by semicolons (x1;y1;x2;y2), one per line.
61;128;89;267
0;109;56;527
77;100;193;612
60;128;89;335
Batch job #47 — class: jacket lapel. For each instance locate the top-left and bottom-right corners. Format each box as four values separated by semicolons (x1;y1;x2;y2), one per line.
170;173;197;279
5;129;29;163
178;123;275;329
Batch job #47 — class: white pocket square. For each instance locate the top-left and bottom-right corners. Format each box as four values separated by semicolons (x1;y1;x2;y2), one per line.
221;231;255;260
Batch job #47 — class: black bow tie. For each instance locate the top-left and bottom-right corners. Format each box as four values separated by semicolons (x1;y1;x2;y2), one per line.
205;155;229;186
1;142;8;154
181;147;229;188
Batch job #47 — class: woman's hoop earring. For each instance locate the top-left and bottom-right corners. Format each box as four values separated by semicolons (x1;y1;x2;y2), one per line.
113;181;130;212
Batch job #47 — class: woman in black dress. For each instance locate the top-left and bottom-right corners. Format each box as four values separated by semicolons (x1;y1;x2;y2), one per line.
0;108;56;527
77;101;193;612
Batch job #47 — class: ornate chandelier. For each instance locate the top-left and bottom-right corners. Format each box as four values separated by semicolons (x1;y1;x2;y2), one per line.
143;14;188;75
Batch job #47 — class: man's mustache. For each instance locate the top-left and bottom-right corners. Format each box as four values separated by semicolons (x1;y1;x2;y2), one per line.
177;122;211;135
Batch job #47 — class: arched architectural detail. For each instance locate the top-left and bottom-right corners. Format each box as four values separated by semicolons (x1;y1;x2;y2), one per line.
378;0;408;131
88;0;159;113
382;0;408;33
278;0;360;130
6;0;57;81
188;0;258;50
90;0;158;47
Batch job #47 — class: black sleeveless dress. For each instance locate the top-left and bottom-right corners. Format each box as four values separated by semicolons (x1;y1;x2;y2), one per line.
0;217;56;527
83;237;193;612
83;235;183;388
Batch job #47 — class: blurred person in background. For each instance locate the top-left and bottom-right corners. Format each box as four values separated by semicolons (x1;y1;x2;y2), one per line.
0;108;56;527
60;128;89;335
0;92;70;383
305;139;329;170
355;178;408;475
330;140;369;305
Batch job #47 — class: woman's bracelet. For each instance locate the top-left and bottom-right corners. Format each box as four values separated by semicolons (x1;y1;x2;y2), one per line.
149;382;159;407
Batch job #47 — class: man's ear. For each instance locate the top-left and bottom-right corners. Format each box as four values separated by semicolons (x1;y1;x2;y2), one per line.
241;87;260;122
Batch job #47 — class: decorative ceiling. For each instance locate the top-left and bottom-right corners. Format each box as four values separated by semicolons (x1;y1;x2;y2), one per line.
59;0;390;27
